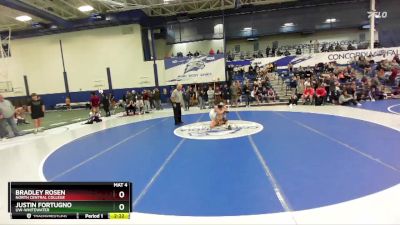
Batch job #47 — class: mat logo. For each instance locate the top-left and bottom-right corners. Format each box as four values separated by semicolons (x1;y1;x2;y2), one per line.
174;120;263;140
184;59;205;74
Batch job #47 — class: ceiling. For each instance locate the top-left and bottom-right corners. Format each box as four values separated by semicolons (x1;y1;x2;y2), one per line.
0;0;297;34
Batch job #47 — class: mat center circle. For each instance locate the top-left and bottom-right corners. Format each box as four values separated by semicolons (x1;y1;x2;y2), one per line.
174;120;263;140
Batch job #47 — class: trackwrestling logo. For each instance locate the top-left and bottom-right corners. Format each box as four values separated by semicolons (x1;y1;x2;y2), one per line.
174;120;263;140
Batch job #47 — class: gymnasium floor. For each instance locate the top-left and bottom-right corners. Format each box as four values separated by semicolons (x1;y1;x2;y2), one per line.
1;102;399;224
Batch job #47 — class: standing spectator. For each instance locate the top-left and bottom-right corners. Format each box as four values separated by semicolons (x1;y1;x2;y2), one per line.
242;82;251;107
198;87;206;109
65;96;71;110
86;92;101;124
153;88;162;110
143;90;151;113
183;88;190;111
230;82;238;107
101;91;111;117
170;84;184;125
207;86;215;108
28;93;45;133
0;94;21;138
222;84;231;105
214;86;222;105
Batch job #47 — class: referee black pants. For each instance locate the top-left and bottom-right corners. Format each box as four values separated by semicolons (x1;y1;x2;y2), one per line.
173;103;182;125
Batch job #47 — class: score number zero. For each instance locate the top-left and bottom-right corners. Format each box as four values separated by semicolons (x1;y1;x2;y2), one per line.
114;183;129;211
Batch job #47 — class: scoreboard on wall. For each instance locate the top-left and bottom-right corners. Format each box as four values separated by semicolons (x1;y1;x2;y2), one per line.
8;182;131;219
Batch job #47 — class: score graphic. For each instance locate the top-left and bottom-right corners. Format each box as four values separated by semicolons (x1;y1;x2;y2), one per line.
8;182;132;219
367;10;388;19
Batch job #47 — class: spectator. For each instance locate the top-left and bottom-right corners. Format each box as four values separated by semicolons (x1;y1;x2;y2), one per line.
230;82;239;107
14;106;29;125
207;86;215;108
209;48;215;55
28;93;45;133
136;93;144;114
153;88;162;110
198;87;206;109
265;46;271;57
214;86;222;104
170;84;184;125
125;90;136;115
288;92;298;108
242;82;251;107
101;91;111;117
315;84;327;106
142;90;151;113
65;96;71;110
0;94;22;138
302;85;315;104
296;46;302;55
339;89;360;106
391;83;400;99
183;88;190;111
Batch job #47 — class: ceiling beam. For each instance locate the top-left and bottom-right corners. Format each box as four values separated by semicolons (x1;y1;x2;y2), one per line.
0;0;71;27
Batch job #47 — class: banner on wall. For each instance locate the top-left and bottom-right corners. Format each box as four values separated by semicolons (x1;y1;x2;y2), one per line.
227;47;400;70
163;53;225;85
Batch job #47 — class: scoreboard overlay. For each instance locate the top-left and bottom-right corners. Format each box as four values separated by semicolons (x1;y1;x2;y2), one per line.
8;182;132;219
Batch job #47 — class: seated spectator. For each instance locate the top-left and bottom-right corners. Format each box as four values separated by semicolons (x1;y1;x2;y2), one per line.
284;49;291;56
315;84;327;106
339;90;360;106
302;85;314;104
296;47;302;55
370;85;386;101
394;54;400;64
194;51;200;57
328;44;334;52
347;43;355;51
14;106;29;125
187;51;193;57
209;48;215;55
391;83;400;99
388;67;399;86
267;88;276;102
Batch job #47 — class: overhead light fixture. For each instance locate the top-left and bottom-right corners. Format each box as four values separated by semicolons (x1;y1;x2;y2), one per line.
283;22;294;27
15;15;32;22
78;5;94;12
325;18;337;23
243;27;252;31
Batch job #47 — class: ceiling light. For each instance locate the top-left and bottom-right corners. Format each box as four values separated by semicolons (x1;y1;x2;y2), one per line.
325;18;337;23
243;27;252;31
15;15;32;22
283;22;294;27
78;5;94;12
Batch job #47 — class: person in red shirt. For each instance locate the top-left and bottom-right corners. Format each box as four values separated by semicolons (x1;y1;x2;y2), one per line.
302;85;314;104
86;92;102;124
209;48;215;55
315;84;327;106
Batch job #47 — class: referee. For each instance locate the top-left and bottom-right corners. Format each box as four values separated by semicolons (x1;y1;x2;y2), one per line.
170;84;184;125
